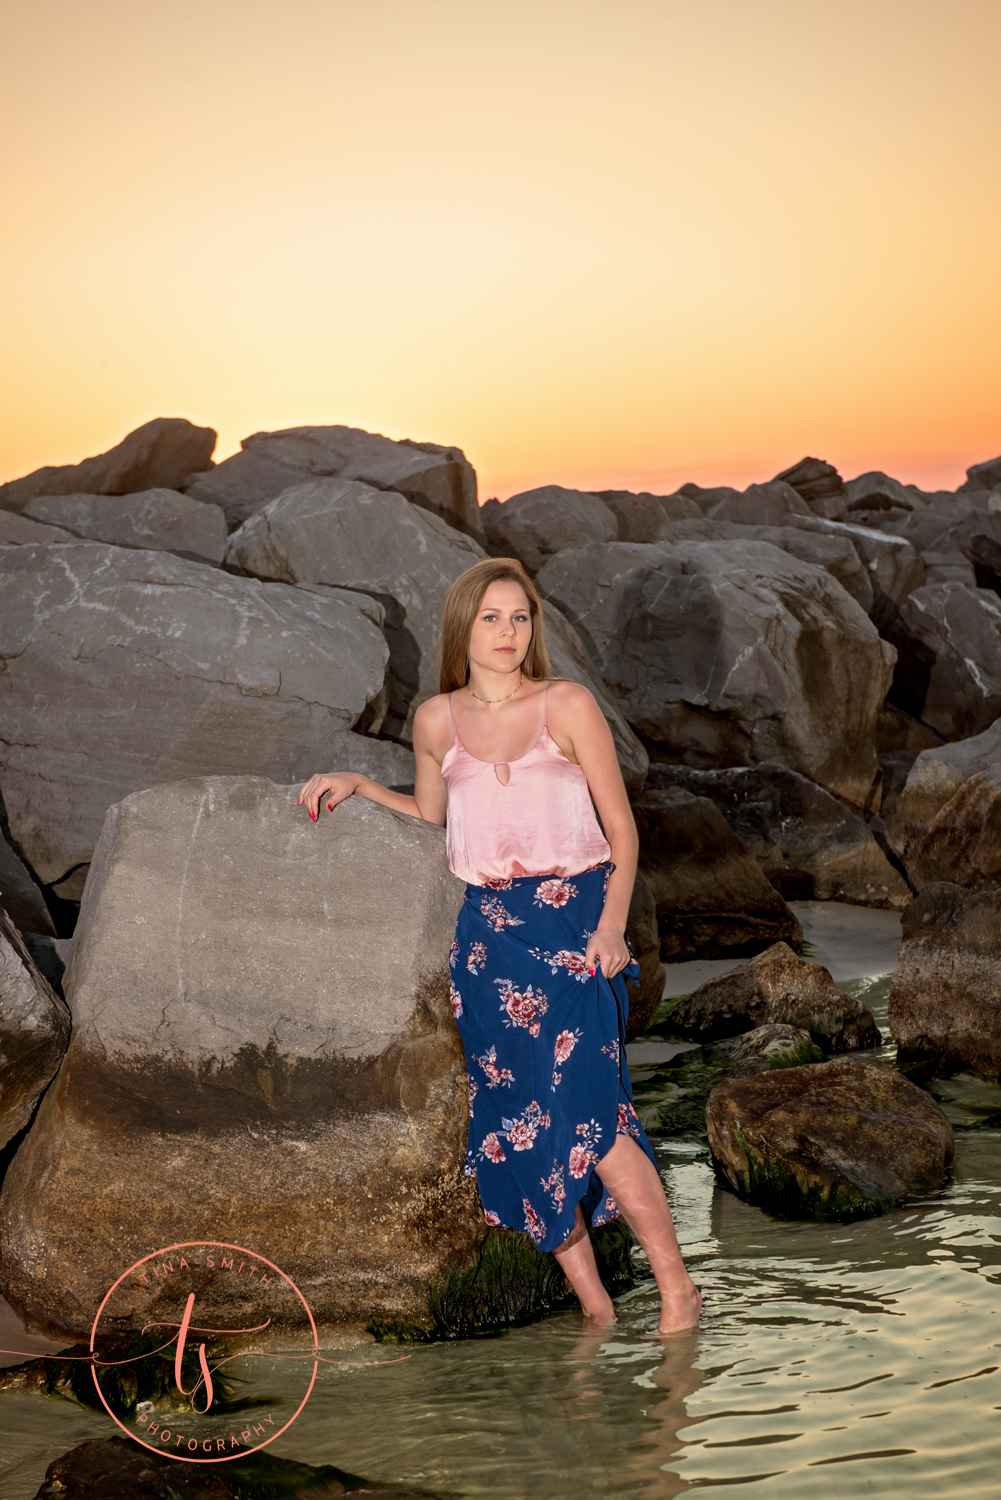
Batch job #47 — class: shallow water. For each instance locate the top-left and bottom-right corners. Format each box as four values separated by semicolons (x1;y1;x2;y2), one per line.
4;903;1001;1498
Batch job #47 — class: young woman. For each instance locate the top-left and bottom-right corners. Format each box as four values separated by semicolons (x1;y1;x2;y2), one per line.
299;558;701;1335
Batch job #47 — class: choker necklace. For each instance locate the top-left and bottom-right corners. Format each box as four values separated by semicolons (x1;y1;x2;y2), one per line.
467;671;524;705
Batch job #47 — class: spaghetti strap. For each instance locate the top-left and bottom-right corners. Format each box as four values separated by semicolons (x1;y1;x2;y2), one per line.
542;681;551;730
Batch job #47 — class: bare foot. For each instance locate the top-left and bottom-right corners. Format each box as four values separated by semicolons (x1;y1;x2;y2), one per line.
658;1283;703;1336
580;1306;618;1333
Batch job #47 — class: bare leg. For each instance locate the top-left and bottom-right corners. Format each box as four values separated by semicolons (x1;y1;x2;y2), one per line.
596;1134;702;1335
551;1204;616;1325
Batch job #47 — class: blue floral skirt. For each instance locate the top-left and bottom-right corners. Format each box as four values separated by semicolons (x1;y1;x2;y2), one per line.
449;864;659;1253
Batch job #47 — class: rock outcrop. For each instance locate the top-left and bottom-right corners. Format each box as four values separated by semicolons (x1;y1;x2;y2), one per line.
596;488;701;542
707;1057;954;1219
0;419;216;513
909;768;1001;889
0;780;484;1338
0;830;55;937
667;942;880;1052
0;545;389;887
886;582;1001;740
624;869;665;1040
226;478;484;739
643;762;910;909
0;906;70;1151
187;425;481;538
538;540;894;807
480;485;617;573
632;787;802;960
24;490;227;565
888;883;1001;1077
772;457;847;520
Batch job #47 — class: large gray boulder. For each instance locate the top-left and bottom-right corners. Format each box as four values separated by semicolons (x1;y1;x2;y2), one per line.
540;602;648;789
538;540;894;808
24;490;227;564
633;787;802;960
0;906;70;1152
707;1057;953;1220
480;485;617;573
687;481;812;526
0;419;216;513
0;544;389;887
644;762;910;909
772;457;847;520
655;518;873;612
186;424;481;538
226;478;484;740
668;942;880;1053
884;716;1001;858
960;455;1001;492
595;489;701;542
890;582;1001;740
889;883;1001;1077
0;511;76;546
786;515;925;627
845;470;919;518
0;780;488;1337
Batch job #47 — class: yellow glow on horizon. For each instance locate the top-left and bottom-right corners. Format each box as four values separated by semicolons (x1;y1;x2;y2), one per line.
2;0;999;499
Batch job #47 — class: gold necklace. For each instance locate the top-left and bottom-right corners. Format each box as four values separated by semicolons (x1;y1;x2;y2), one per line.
467;671;524;705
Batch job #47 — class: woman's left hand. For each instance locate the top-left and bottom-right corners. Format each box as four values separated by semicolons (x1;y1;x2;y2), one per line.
585;923;631;980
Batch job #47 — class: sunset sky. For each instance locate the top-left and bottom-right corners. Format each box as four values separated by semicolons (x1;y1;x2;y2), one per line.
3;0;999;499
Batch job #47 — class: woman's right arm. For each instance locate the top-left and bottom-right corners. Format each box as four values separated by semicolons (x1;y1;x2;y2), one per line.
297;698;450;826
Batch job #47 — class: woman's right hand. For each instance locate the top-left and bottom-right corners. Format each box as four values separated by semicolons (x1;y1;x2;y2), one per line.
297;772;363;822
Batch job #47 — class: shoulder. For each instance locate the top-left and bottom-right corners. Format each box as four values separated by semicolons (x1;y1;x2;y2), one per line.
413;693;454;759
543;677;600;716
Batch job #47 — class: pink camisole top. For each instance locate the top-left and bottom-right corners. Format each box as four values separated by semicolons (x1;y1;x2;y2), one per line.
442;685;612;886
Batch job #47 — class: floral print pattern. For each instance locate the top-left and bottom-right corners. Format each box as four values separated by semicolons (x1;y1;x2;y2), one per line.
449;938;459;970
534;878;578;909
452;865;657;1253
449;979;463;1019
474;1045;515;1089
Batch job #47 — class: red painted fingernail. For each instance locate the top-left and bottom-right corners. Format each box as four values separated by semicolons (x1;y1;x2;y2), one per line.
327;803;333;811
589;968;595;976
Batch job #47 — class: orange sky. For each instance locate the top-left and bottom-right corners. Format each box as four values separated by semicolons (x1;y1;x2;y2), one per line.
2;0;999;499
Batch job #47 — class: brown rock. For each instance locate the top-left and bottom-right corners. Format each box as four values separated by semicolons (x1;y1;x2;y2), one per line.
910;768;1001;888
888;883;1001;1077
0;827;55;937
707;1056;953;1219
960;454;1001;492
596;488;701;542
632;788;802;961
713;1023;823;1077
668;942;879;1052
624;868;665;1040
0;419;217;514
884;716;1001;862
772;456;847;520
0;906;70;1152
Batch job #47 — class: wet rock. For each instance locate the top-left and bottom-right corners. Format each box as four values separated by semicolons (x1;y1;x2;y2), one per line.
772;457;847;520
541;601;648;790
0;419;217;513
624;868;665;1040
707;1056;954;1220
654;519;873;612
889;883;1001;1077
909;768;1001;889
667;941;879;1052
225;478;484;739
0;779;487;1338
537;540;894;808
888;582;1001;739
960;455;1001;492
24;490;227;564
0;827;55;937
0;906;70;1152
713;1022;823;1076
187;424;481;538
0;511;75;546
32;1436;456;1499
596;488;701;542
480;485;616;573
884;717;1001;861
0;544;389;885
632;788;802;961
643;762;910;909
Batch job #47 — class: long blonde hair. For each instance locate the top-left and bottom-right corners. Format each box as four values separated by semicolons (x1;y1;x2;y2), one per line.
439;558;552;693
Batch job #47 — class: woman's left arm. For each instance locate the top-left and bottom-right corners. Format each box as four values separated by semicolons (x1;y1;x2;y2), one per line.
551;682;639;980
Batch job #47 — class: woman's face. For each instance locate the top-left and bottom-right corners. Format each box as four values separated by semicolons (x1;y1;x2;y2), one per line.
468;581;533;677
